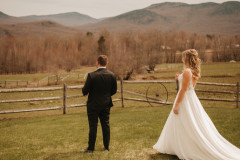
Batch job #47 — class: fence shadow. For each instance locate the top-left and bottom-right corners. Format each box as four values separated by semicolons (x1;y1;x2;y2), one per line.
149;153;180;160
44;151;81;160
44;148;109;160
45;151;181;160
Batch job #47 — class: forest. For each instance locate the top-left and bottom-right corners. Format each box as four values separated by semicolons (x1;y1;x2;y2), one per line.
0;30;239;79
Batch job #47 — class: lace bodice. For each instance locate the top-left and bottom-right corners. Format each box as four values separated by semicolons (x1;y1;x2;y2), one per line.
178;69;194;91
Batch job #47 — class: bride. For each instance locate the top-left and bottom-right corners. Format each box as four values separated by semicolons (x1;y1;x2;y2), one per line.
153;49;240;160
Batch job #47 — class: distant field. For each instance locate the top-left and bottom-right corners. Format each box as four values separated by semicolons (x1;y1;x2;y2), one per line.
139;62;240;84
0;62;239;86
0;66;96;87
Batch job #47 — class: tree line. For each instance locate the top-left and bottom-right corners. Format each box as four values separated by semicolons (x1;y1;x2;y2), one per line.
0;30;239;79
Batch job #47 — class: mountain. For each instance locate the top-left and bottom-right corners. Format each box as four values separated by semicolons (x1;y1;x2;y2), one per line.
1;1;240;35
78;1;240;35
0;12;98;27
211;1;240;15
0;11;8;17
22;12;98;26
0;20;78;37
0;11;33;24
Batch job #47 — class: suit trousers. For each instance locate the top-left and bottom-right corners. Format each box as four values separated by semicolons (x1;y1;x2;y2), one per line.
87;107;110;151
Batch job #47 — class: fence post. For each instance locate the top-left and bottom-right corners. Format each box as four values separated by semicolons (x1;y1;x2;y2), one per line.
56;74;59;84
17;80;19;87
237;82;239;108
63;83;67;114
48;76;50;85
120;79;124;108
176;79;179;92
4;80;7;88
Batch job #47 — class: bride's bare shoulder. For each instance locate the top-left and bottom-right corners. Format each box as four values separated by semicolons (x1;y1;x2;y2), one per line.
182;69;191;79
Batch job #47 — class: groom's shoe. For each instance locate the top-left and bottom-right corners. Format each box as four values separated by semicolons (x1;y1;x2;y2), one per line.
81;148;93;153
104;148;110;151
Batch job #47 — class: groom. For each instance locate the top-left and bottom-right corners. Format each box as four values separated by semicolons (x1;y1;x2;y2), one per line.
82;55;117;152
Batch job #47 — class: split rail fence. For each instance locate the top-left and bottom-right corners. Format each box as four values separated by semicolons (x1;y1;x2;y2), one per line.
0;80;29;88
0;80;239;114
0;73;86;88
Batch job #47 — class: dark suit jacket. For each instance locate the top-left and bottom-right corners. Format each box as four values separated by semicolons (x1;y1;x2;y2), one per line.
82;68;117;110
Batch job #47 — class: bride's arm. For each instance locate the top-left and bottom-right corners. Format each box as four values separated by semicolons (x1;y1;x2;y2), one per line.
173;69;191;114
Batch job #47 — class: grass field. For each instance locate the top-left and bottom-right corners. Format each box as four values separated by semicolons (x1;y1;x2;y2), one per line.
0;62;239;86
0;62;240;160
0;105;240;160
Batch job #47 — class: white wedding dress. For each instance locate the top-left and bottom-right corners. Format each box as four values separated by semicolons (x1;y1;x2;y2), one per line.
153;70;240;160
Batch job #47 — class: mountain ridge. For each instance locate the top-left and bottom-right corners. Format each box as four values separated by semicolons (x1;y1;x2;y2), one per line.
0;11;98;26
78;1;240;35
0;1;240;35
0;20;78;37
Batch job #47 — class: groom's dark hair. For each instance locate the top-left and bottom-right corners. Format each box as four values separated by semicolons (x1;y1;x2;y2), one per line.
97;55;108;66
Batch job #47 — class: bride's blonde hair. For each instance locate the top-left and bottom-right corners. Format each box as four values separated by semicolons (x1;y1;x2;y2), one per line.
182;49;201;79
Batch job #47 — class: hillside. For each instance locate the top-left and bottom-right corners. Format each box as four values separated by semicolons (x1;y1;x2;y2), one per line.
78;1;240;35
0;12;98;27
22;12;98;26
0;11;33;24
0;20;78;37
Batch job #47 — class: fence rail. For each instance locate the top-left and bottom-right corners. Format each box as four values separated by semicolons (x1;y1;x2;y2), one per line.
123;80;237;86
195;89;236;94
0;95;84;103
0;80;239;114
0;80;29;88
122;80;239;108
0;85;83;93
0;73;86;88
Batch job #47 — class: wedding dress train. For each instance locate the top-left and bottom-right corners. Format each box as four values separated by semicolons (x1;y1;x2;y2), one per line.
153;71;240;160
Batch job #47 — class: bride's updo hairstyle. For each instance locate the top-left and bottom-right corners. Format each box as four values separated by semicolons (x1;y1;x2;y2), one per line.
182;49;201;79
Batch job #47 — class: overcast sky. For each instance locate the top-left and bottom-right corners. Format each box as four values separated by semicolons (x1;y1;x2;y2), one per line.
0;0;235;19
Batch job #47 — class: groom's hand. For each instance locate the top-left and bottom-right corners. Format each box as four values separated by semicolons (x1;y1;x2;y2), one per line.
82;92;89;96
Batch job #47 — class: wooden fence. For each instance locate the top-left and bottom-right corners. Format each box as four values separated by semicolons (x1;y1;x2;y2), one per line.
46;73;85;85
0;80;29;88
0;80;239;114
0;73;86;88
122;80;239;108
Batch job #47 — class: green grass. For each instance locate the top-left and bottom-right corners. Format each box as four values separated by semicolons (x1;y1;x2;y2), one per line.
0;105;239;160
0;62;240;159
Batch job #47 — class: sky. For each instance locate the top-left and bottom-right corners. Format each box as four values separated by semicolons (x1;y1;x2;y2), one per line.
0;0;235;19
